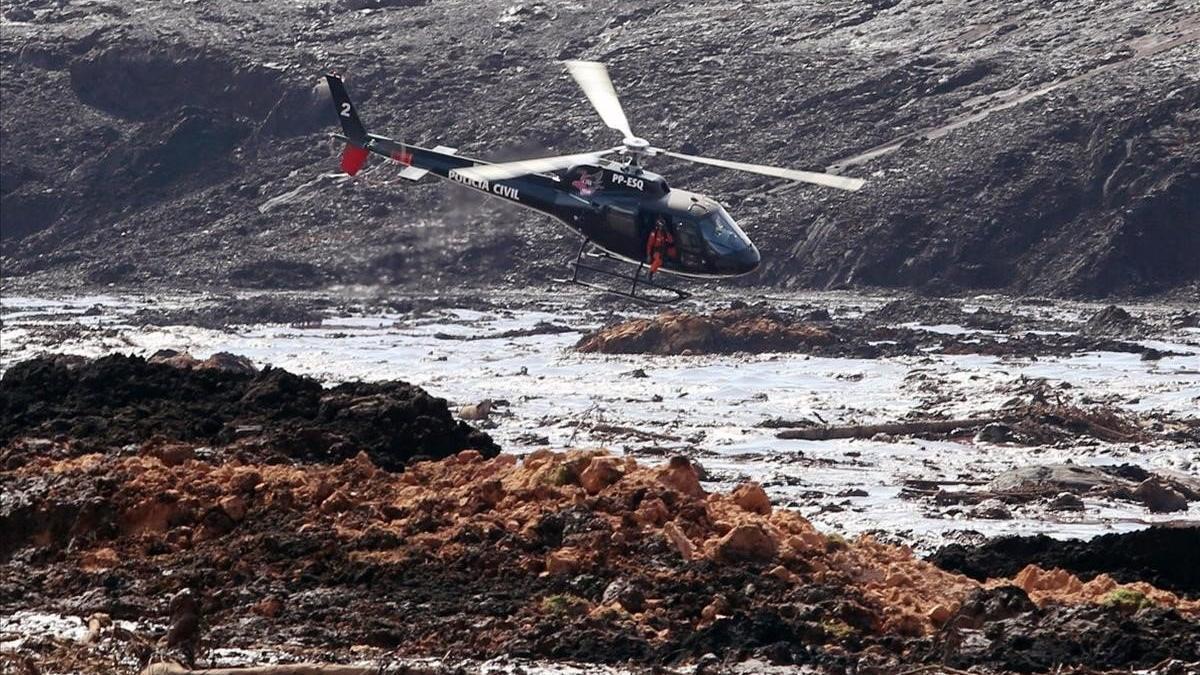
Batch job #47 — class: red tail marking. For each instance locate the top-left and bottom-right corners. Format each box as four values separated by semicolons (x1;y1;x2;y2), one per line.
341;144;370;176
391;148;413;165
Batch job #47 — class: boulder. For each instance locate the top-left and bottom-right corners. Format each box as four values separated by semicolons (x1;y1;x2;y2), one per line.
657;456;704;498
712;524;779;563
580;456;625;494
1133;479;1188;513
732;482;772;515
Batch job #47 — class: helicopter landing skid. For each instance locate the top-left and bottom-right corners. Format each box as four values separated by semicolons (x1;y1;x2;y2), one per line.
559;239;690;304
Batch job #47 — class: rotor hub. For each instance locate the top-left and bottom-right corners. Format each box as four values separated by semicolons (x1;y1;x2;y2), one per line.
622;136;651;154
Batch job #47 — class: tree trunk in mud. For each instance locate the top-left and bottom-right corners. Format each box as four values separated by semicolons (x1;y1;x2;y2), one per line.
140;664;398;675
774;417;1001;440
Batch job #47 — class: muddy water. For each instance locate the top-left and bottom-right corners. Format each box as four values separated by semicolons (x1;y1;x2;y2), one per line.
3;291;1197;551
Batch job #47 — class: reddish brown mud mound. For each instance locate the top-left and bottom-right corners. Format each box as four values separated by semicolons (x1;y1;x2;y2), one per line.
930;526;1200;598
0;354;497;470
574;306;1164;358
3;448;1197;671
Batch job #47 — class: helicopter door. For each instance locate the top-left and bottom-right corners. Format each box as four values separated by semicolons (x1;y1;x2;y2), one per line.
673;219;705;268
602;204;642;259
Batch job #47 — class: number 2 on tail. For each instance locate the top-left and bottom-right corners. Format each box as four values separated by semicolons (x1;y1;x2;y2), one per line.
340;102;352;118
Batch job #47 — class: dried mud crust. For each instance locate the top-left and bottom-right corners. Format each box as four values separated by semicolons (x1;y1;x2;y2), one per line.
573;305;1172;358
2;447;1198;672
929;527;1200;598
0;354;498;470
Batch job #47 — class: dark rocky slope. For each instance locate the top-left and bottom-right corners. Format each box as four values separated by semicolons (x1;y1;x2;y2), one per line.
0;353;498;471
2;0;1197;297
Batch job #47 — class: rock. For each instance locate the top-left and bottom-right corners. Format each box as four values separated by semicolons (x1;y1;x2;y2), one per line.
545;547;583;575
229;468;262;494
601;578;645;613
768;565;799;583
970;499;1013;520
636;497;670;526
975;422;1014;444
199;352;257;374
700;594;730;623
145;443;195;467
148;349;201;369
731;482;772;515
1048;492;1085;511
81;547;120;572
580;456;625;494
218;495;248;522
166;588;201;657
1133;479;1188;513
252;596;283;618
657;456;704;498
712;524;779;563
987;464;1130;494
458;399;493;421
662;521;694;560
4;6;34;21
319;490;352;514
1083;305;1144;337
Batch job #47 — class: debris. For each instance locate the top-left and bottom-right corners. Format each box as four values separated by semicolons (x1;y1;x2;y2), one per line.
1133;478;1189;513
458;399;494;421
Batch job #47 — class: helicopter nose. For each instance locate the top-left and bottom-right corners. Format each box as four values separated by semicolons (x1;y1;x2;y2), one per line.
721;244;761;275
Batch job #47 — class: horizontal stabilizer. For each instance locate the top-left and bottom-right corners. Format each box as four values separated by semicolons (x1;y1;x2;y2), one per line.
398;166;428;181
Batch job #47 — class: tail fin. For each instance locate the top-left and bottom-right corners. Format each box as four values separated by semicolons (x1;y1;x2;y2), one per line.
325;74;370;175
326;74;368;144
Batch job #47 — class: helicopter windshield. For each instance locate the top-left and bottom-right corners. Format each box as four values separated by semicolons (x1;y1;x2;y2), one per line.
700;207;750;253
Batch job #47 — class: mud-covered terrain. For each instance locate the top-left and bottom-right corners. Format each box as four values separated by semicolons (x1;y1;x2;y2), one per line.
4;291;1199;543
3;0;1199;299
0;352;498;470
2;291;1198;673
2;368;1199;673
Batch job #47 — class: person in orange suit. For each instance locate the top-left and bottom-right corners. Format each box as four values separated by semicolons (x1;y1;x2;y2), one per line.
646;217;677;277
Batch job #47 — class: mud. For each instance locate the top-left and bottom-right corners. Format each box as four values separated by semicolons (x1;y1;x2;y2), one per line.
929;527;1200;598
932;586;1200;672
131;296;331;330
574;305;1173;359
0;354;498;471
3;444;1198;673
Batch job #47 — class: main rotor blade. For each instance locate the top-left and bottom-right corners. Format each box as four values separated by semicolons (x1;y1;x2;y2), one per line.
563;60;634;140
452;149;618;182
659;150;865;192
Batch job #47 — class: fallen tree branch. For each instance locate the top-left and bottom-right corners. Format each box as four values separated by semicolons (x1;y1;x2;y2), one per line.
140;663;387;675
775;417;1000;441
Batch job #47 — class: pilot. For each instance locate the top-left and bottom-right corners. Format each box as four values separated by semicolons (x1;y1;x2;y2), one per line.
646;217;677;277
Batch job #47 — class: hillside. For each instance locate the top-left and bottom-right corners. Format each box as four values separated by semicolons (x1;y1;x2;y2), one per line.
1;0;1197;297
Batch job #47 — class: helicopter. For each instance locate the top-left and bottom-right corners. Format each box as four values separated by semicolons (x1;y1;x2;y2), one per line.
325;61;864;303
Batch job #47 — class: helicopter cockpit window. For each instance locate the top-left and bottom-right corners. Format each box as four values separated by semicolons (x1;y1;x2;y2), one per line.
700;207;750;252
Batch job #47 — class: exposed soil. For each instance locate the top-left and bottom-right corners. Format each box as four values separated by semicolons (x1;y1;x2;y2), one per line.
3;447;1199;673
929;527;1200;598
2;354;1199;673
0;353;498;471
2;0;1199;298
574;305;1175;358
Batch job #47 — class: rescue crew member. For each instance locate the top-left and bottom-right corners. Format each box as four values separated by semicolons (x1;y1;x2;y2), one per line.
646;217;677;276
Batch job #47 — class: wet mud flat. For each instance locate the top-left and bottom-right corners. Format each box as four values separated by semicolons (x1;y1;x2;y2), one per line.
1;354;1198;674
2;290;1198;544
2;291;1199;673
